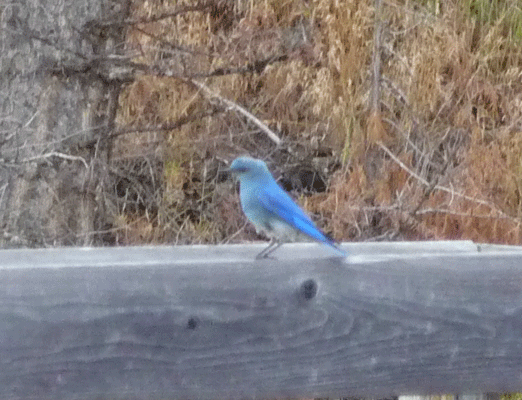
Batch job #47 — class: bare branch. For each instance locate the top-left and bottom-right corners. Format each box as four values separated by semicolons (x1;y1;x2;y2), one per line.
109;108;224;139
189;80;282;146
370;0;383;113
415;208;521;221
134;54;288;80
20;152;89;168
86;1;216;28
378;142;517;222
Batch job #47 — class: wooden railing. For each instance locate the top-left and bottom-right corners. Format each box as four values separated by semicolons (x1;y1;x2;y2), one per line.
1;241;522;399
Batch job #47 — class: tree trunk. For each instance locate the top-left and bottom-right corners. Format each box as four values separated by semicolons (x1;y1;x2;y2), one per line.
0;0;130;247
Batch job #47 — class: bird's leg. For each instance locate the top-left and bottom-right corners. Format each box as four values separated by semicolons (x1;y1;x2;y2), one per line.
256;239;283;259
256;239;277;259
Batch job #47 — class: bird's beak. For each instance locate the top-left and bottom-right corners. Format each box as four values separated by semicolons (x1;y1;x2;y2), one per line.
228;167;247;173
222;167;240;180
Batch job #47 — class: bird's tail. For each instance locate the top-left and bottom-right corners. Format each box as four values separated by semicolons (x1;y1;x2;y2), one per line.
327;241;348;257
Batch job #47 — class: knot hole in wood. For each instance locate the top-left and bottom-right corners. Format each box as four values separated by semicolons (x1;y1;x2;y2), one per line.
300;279;317;300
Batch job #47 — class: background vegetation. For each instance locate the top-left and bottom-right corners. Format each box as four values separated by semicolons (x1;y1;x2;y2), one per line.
110;0;522;247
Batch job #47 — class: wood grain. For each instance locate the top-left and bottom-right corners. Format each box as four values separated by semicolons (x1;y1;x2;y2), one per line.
1;242;522;399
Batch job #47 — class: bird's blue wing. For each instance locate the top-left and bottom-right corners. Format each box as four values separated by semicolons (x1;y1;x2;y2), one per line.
257;183;335;245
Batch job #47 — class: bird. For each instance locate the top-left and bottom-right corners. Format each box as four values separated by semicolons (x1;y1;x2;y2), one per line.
229;156;347;259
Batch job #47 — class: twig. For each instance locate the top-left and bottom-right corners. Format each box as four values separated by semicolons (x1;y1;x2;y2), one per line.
345;203;518;222
414;208;520;220
0;183;7;210
378;142;430;185
21;152;89;168
377;142;517;221
189;80;282;146
220;222;250;244
370;0;383;113
197;55;288;78
136;54;287;80
411;131;456;216
87;1;215;28
111;108;223;138
132;27;209;57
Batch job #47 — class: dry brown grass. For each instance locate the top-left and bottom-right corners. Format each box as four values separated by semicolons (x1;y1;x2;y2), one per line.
111;0;522;246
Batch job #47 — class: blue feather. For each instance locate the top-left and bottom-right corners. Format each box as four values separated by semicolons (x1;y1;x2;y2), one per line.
230;156;347;258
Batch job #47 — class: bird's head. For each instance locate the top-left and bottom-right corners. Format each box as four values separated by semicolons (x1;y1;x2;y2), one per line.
229;156;272;182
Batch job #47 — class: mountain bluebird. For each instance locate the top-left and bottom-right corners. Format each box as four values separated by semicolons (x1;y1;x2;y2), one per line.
229;156;347;259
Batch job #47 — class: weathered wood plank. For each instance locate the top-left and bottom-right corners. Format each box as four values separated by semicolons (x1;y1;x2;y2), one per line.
1;242;522;399
0;240;491;269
